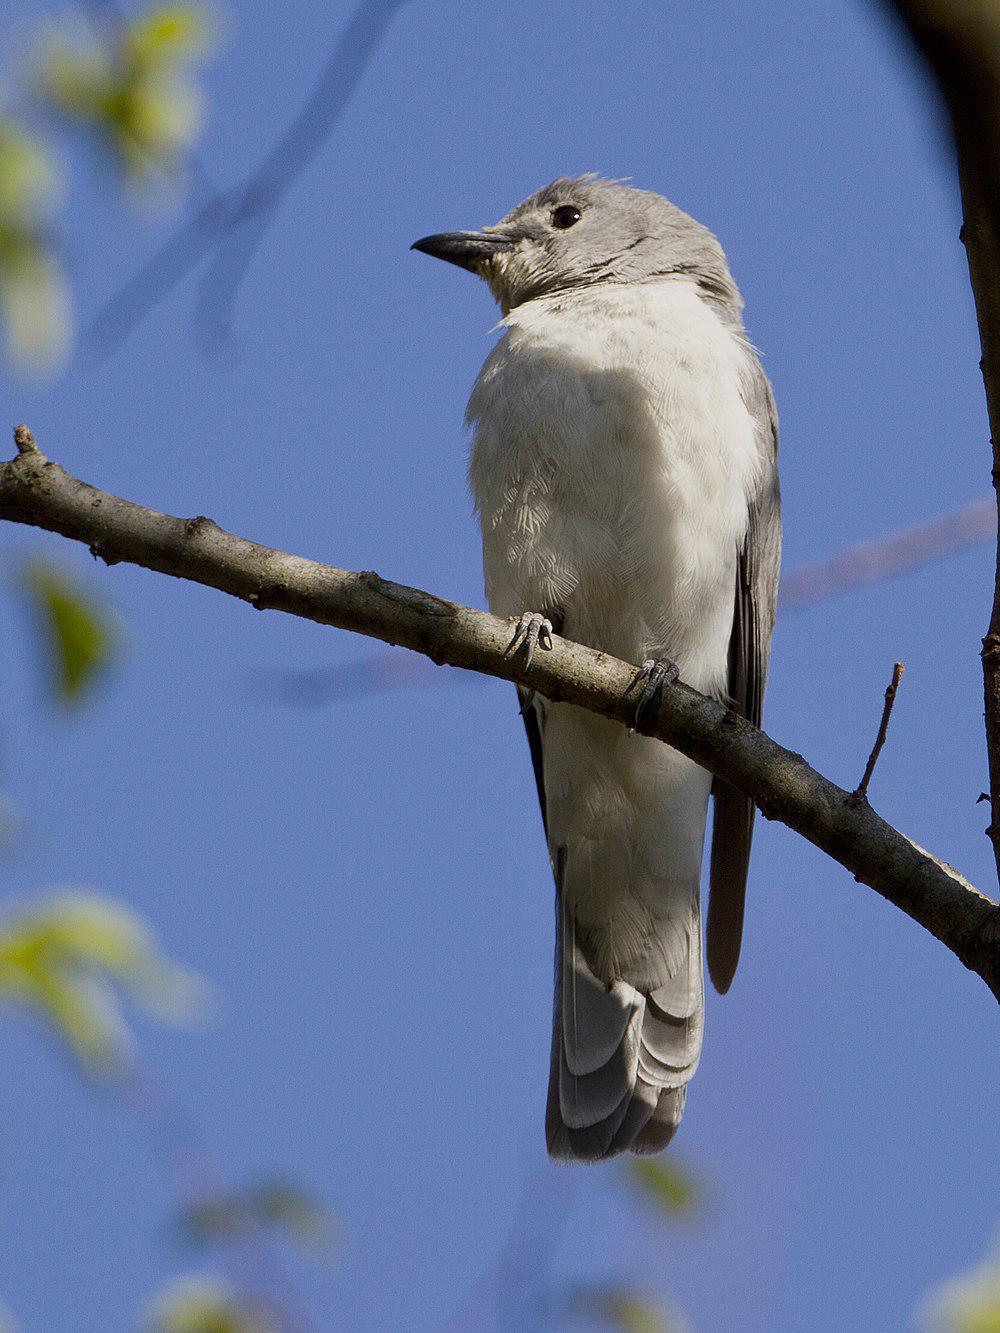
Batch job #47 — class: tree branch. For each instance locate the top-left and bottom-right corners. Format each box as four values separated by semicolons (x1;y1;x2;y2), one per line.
883;0;1000;885
854;661;905;801
2;428;998;997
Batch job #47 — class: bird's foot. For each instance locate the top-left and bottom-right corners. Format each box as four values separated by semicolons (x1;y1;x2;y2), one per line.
506;612;554;671
628;656;680;729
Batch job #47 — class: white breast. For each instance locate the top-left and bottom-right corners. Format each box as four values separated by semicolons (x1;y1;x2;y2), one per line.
467;277;762;697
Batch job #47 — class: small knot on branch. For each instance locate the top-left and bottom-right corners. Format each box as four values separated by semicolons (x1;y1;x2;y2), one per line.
13;424;38;456
853;661;905;801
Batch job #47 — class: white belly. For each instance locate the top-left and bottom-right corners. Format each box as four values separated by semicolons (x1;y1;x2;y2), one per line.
467;277;761;698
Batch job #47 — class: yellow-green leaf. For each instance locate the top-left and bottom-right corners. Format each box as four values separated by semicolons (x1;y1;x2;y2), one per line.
626;1159;701;1217
0;235;72;372
144;1275;276;1333
23;559;114;704
0;122;69;372
0;121;59;225
570;1284;687;1333
128;7;208;62
922;1240;1000;1332
0;891;205;1075
38;7;211;185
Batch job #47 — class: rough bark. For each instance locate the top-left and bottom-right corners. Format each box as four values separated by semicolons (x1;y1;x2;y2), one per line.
2;427;998;997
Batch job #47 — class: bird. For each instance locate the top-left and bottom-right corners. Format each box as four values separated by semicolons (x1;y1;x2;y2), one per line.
412;176;780;1160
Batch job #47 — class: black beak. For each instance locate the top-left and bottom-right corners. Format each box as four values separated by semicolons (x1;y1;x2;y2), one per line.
410;230;514;272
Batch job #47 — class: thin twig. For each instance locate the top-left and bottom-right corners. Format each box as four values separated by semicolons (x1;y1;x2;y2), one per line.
854;662;906;800
1;429;998;999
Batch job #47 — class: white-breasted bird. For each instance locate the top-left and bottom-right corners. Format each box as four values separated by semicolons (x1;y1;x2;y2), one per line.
413;176;780;1160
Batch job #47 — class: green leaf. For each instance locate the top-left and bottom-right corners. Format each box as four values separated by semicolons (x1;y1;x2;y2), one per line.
0;891;206;1075
922;1240;1000;1332
22;559;114;704
625;1159;701;1217
144;1275;276;1333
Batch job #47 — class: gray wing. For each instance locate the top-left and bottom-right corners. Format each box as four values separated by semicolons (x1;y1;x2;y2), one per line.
706;356;781;994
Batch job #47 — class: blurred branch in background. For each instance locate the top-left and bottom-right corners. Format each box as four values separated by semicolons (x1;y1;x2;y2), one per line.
258;497;999;707
448;1157;702;1332
127;1065;324;1332
83;0;409;355
779;496;995;609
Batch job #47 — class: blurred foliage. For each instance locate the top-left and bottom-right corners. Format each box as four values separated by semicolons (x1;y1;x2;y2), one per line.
39;6;211;185
144;1275;276;1333
0;117;70;370
626;1159;700;1218
0;6;212;371
0;891;204;1074
21;557;116;704
570;1283;687;1333
923;1239;1000;1332
179;1179;335;1258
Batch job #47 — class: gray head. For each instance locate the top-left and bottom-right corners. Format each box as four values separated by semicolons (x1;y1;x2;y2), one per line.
412;175;741;317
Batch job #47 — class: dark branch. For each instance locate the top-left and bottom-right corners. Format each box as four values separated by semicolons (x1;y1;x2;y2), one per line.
883;0;1000;886
1;429;998;998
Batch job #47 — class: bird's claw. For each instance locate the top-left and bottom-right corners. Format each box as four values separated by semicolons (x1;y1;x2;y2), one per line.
506;612;554;671
628;656;680;729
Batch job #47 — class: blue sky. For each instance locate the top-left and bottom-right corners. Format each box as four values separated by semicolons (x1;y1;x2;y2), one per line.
1;1;998;1329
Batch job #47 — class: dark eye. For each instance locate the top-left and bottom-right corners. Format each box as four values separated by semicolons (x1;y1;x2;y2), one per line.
551;205;582;229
